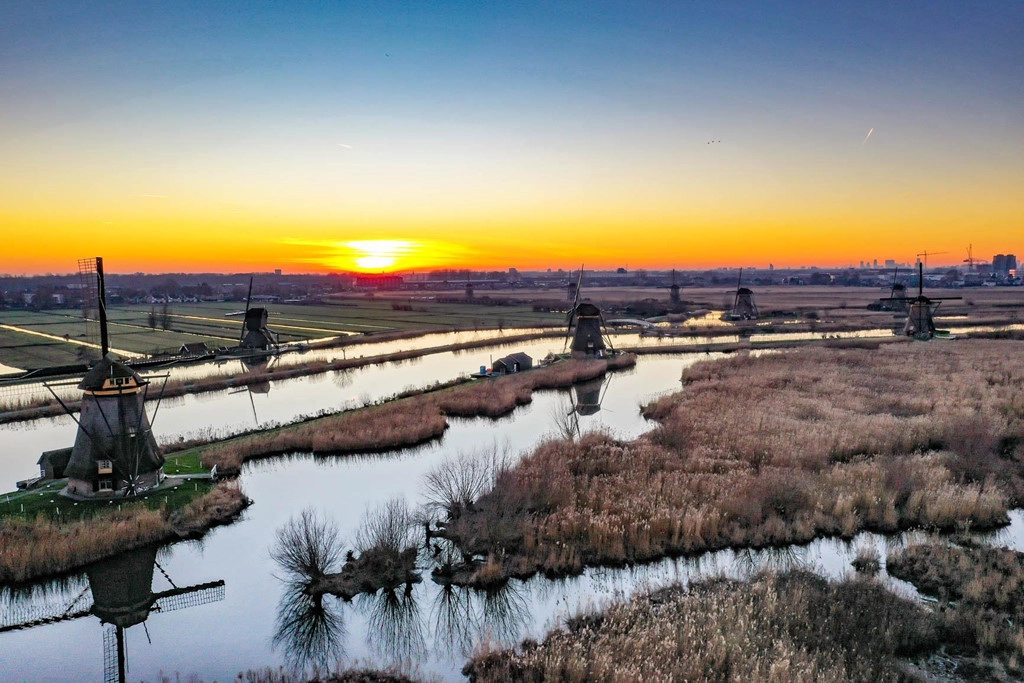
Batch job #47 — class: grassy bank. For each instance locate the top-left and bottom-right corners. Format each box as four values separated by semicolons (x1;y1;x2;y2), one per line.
465;571;939;682
184;355;636;476
0;482;249;584
434;339;1024;583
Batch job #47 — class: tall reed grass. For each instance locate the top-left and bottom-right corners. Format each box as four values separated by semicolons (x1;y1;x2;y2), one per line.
0;482;248;584
465;571;939;682
438;340;1024;581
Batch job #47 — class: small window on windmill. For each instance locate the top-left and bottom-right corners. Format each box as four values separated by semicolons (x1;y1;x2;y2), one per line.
98;479;113;491
97;459;113;474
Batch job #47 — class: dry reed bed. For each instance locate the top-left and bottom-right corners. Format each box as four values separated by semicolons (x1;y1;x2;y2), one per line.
0;482;248;584
888;542;1024;672
439;340;1024;582
196;355;635;475
465;571;939;682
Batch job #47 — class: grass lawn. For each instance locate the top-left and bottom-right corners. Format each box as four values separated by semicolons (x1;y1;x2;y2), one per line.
0;450;213;522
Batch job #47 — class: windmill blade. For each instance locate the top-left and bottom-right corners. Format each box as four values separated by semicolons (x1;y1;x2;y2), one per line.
598;374;613;407
248;386;259;425
239;276;254;344
0;589;93;633
573;265;584;310
151;580;226;614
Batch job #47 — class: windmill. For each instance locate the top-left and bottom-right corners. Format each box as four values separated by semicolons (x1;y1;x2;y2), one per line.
44;258;169;498
868;267;910;313
725;269;758;320
0;547;225;683
237;277;280;353
668;269;681;306
903;261;961;339
563;267;613;358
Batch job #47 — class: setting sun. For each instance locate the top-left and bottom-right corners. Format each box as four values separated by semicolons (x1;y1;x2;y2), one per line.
349;240;414;271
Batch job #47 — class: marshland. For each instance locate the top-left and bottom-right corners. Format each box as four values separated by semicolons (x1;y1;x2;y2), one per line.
3;328;1024;681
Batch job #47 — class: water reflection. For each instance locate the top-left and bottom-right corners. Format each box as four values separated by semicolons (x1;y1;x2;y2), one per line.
273;581;347;675
0;546;225;683
358;587;426;663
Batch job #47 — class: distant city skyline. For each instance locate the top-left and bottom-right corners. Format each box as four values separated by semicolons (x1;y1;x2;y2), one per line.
2;2;1022;274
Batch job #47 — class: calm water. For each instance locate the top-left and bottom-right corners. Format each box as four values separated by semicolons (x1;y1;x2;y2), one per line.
3;346;1022;682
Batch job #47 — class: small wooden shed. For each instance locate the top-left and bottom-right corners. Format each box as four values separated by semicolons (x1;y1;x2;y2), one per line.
492;352;533;375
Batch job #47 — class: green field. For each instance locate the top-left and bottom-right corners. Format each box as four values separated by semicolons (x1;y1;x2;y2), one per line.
0;297;564;370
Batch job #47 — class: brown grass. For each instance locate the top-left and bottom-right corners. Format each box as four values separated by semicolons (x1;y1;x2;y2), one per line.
465;571;939;682
436;340;1024;581
193;356;635;475
0;482;248;584
888;542;1024;671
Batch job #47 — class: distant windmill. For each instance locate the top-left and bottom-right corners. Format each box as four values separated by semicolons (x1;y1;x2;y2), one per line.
563;267;613;358
45;258;169;498
668;269;681;306
237;276;280;353
868;268;910;313
724;268;758;320
904;262;961;339
0;547;225;683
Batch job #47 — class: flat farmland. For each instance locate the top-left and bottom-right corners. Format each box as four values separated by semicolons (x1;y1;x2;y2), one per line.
0;298;564;371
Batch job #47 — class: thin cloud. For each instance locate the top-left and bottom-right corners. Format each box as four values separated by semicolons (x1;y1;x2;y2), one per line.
862;127;874;146
337;143;352;149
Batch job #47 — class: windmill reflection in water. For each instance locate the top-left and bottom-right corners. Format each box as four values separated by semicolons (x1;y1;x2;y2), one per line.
0;546;225;683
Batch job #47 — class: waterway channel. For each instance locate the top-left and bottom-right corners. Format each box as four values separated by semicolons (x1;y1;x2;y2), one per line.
2;335;1024;681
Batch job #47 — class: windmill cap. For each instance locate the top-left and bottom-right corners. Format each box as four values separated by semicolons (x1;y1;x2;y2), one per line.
78;355;143;391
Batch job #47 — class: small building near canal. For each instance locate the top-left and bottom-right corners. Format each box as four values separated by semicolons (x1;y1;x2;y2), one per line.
492;352;533;375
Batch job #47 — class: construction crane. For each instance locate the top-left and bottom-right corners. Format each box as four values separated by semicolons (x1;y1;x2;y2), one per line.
963;244;977;272
916;251;948;268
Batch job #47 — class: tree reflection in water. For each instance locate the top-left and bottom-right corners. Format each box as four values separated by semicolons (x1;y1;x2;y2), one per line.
270;508;347;675
430;580;529;659
273;580;347;675
357;586;426;664
269;506;533;671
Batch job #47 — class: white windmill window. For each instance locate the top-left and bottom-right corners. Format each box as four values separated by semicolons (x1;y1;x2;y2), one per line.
97;479;113;491
97;459;113;474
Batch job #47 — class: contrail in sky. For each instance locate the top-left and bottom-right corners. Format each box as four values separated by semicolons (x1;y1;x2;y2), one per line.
862;127;874;146
337;143;352;149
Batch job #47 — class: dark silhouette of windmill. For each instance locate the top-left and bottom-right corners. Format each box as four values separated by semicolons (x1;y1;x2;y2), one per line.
237;277;279;353
0;547;225;683
563;267;613;358
44;258;169;498
868;268;910;313
667;269;681;306
904;261;961;339
725;269;758;320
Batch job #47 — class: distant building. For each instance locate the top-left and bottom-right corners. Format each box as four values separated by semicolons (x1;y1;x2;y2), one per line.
993;254;1017;277
178;342;209;356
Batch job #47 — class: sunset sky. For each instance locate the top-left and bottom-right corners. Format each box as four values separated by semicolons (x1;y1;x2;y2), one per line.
1;2;1021;274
